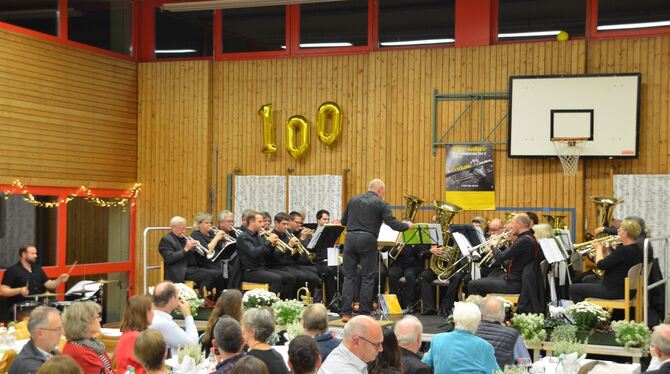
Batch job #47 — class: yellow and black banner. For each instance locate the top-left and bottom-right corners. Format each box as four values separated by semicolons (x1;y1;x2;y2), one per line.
445;144;495;210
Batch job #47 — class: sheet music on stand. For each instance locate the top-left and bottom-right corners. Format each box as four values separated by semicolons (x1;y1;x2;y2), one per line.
538;238;569;264
400;224;443;246
554;229;573;253
378;224;400;246
66;280;102;300
451;232;472;256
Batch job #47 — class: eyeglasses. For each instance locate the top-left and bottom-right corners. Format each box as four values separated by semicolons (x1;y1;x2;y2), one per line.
357;335;383;349
39;326;64;333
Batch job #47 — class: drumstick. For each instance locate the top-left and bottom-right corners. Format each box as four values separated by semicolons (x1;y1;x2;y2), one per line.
67;260;78;276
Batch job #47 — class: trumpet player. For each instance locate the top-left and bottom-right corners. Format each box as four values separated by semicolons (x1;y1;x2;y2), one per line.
216;210;240;258
468;214;541;297
158;216;221;294
268;213;320;297
237;212;296;299
569;219;645;303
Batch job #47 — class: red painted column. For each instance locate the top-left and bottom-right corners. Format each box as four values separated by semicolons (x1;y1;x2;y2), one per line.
455;0;494;47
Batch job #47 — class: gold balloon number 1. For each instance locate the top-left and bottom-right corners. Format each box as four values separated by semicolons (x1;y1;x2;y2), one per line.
259;102;342;160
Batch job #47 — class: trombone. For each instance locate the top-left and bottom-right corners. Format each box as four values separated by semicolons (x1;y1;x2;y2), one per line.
260;228;297;255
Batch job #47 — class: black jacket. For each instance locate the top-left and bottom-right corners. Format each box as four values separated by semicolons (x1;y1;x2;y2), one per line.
646;361;670;374
476;320;518;368
237;228;272;270
493;230;539;281
158;233;198;282
399;348;432;374
9;339;58;374
341;191;409;236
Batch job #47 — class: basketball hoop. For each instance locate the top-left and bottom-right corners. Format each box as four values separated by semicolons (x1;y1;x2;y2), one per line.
551;137;587;176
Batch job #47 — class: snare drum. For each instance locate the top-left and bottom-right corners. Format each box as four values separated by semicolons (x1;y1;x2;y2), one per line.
49;301;73;313
14;301;41;321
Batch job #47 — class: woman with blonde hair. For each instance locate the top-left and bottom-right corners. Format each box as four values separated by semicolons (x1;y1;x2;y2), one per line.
202;289;243;352
62;301;113;374
114;295;154;374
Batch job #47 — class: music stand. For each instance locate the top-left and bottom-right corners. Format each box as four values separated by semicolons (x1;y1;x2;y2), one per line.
397;224;442;313
308;225;345;310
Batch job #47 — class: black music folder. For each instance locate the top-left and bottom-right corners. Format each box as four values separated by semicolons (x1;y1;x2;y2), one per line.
308;224;345;250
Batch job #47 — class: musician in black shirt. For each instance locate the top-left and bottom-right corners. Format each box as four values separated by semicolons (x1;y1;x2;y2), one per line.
0;244;69;311
468;214;541;296
570;219;644;302
340;179;413;319
237;212;296;299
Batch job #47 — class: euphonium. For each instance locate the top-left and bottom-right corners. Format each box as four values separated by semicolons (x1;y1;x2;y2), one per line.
543;214;567;230
296;282;311;305
259;228;296;255
590;196;622;238
388;194;425;260
429;200;462;280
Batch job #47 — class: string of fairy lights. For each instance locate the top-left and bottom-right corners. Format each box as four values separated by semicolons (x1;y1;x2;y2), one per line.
1;179;141;209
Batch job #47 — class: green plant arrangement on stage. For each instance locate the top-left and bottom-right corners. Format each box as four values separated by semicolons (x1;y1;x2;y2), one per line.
512;313;547;344
550;324;578;343
554;339;588;357
272;299;305;326
610;320;651;350
566;301;610;331
242;288;279;309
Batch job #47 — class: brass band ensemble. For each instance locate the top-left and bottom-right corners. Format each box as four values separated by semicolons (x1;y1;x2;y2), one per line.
150;177;656;324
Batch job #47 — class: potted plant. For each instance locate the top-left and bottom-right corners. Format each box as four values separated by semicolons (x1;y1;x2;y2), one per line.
242;288;279;309
566;302;609;331
512;313;547;344
610;320;651;351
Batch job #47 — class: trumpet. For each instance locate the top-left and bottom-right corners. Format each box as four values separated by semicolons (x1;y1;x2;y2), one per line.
259;228;296;255
570;235;620;277
184;234;215;260
298;226;315;237
296;282;312;305
288;231;316;261
232;227;243;236
209;227;236;244
475;230;513;268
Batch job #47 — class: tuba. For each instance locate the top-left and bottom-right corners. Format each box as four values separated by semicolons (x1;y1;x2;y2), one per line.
388;194;425;260
428;200;462;280
543;214;567;230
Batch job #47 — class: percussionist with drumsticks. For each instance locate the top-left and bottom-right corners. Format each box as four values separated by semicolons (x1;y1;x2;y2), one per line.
0;244;70;315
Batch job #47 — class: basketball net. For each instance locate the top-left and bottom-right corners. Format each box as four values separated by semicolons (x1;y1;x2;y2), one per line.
552;138;585;176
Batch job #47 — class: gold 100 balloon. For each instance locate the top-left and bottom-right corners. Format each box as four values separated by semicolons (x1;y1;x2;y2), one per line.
258;102;342;160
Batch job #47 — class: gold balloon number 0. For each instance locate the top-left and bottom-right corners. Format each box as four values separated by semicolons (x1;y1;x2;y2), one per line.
259;102;342;160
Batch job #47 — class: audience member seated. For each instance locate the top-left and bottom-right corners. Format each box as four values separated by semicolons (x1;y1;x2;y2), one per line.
149;281;198;356
647;324;670;374
36;355;83;374
134;329;168;374
115;295;154;374
319;315;383;374
241;308;290;374
393;315;431;374
9;306;62;374
213;316;246;374
62;301;113;374
203;289;243;353
368;328;403;374
475;296;529;368
288;335;321;374
231;356;269;374
301;303;340;361
422;302;499;374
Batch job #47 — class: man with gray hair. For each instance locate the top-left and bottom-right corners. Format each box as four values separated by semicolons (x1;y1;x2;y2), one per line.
647;324;670;373
394;315;430;374
302;304;340;361
475;295;529;368
319;315;383;374
158;216;219;291
212;316;246;374
423;302;498;373
9;306;62;374
340;178;414;320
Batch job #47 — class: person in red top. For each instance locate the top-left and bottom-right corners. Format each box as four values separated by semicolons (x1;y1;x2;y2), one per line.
115;295;155;374
62;301;114;374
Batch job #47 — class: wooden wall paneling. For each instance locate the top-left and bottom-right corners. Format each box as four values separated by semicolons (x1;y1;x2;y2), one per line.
0;29;137;184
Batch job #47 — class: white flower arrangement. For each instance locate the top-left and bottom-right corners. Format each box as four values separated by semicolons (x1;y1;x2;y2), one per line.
566;301;609;331
512;313;547;344
243;288;279;309
610;320;651;350
272;299;305;326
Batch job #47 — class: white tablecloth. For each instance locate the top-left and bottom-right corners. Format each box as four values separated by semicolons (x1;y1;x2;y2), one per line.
534;357;641;374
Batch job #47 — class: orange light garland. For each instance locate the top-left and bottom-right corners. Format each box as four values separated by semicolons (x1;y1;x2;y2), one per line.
1;180;141;209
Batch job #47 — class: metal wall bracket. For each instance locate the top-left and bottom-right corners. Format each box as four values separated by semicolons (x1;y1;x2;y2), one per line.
432;90;509;155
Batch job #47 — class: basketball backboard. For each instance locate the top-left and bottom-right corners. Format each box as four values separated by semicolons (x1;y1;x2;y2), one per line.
508;74;640;158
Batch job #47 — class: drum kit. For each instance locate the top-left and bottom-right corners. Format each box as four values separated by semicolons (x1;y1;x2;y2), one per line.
13;279;119;321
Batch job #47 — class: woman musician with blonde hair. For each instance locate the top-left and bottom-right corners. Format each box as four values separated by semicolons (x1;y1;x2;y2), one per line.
569;219;644;303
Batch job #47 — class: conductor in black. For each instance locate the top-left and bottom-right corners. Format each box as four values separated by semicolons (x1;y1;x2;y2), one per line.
339;179;414;320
